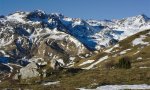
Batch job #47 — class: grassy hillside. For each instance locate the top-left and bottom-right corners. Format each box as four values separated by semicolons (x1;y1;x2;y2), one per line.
0;29;150;89
76;29;150;69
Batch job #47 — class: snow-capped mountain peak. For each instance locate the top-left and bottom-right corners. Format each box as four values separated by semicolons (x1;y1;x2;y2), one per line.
0;11;150;50
0;11;150;83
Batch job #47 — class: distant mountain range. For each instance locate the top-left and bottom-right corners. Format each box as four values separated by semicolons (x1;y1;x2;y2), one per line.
1;10;150;50
0;10;150;89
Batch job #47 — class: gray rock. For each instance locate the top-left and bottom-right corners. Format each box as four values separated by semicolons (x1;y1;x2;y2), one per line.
18;62;40;79
13;73;19;80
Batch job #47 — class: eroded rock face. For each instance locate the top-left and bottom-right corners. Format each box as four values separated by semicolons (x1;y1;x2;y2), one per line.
18;62;40;79
0;15;90;69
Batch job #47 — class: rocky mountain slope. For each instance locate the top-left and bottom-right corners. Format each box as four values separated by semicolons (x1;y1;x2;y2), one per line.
75;29;150;70
0;10;150;89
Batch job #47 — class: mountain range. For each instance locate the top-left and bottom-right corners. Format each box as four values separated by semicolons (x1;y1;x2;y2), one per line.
0;10;150;89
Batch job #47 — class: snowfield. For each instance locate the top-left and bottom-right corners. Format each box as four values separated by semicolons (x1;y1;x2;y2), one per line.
83;56;108;69
1;11;150;50
132;35;149;46
42;81;60;86
104;44;119;53
79;60;95;66
79;84;150;90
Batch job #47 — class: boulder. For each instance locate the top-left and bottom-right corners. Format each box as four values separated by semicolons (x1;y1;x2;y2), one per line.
18;62;40;79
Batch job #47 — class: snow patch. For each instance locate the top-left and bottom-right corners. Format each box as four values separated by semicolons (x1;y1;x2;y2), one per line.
104;44;119;53
119;49;131;55
70;57;75;61
134;51;140;55
0;50;9;57
57;59;65;66
43;81;60;86
139;67;150;69
83;56;108;69
96;84;150;90
0;35;14;48
6;12;26;23
137;57;142;60
79;60;95;66
132;35;149;46
104;48;113;53
79;84;150;90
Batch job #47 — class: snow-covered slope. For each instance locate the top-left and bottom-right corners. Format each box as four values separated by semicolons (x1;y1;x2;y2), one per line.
1;10;150;50
87;14;150;48
0;10;150;89
0;10;90;70
0;10;150;69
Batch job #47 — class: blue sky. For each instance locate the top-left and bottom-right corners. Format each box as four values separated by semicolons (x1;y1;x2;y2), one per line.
0;0;150;20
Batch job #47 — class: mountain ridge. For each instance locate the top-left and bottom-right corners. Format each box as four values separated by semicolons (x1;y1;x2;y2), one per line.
0;10;150;67
0;10;150;89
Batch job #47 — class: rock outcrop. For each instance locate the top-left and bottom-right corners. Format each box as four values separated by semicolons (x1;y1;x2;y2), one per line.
15;62;40;79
